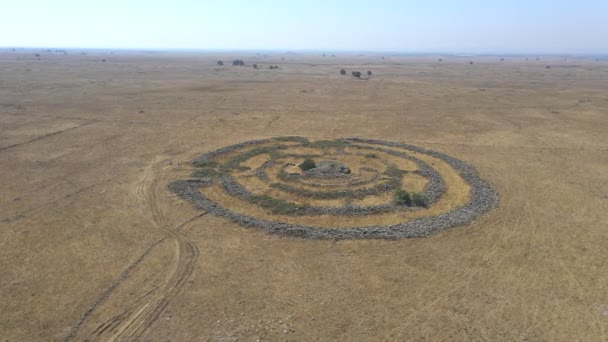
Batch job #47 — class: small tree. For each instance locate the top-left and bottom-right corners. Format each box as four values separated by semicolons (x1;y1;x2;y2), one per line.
232;59;244;66
352;71;361;78
253;64;258;69
299;158;316;171
217;60;224;66
367;70;372;77
394;190;412;206
269;65;274;69
340;69;346;75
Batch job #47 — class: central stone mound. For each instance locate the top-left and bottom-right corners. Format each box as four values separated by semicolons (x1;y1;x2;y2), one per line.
169;137;498;239
303;160;351;178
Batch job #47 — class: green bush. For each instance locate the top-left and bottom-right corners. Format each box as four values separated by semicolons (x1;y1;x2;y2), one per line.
299;158;316;171
394;189;412;206
363;153;377;158
412;193;428;208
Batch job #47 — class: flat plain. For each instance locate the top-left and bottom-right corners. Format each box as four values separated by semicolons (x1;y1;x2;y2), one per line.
1;50;607;341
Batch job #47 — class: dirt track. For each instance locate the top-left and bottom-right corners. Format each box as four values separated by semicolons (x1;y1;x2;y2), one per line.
1;51;607;341
65;158;205;341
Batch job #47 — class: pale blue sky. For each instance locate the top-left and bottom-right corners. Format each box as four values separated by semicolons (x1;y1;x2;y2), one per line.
2;0;607;53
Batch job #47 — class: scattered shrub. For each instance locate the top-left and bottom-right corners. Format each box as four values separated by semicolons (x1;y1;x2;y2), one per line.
217;60;224;66
412;193;428;207
299;158;316;171
352;71;362;78
253;64;258;69
232;59;245;66
340;69;346;75
394;189;412;206
367;70;372;76
364;153;377;158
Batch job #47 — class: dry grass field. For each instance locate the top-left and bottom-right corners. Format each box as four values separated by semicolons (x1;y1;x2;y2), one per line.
1;50;607;341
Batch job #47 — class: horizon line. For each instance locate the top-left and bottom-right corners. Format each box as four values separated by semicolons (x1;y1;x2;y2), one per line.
2;46;608;57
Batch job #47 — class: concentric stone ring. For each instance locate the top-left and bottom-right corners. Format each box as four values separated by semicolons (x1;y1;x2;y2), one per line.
170;137;498;239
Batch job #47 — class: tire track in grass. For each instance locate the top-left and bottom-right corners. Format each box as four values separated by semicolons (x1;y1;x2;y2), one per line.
65;158;206;341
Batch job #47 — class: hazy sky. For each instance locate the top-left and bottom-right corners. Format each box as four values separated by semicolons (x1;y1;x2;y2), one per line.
2;0;607;53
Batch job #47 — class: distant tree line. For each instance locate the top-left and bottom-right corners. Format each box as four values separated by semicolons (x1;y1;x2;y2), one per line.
215;59;280;70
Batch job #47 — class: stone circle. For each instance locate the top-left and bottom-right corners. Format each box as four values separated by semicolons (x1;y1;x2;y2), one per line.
170;137;498;239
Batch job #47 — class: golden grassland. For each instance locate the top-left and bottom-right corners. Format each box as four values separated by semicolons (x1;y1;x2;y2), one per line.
1;51;607;341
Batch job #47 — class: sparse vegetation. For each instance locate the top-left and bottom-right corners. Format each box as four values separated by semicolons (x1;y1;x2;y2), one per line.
249;194;308;215
5;44;604;342
192;160;221;168
352;71;362;78
367;71;372;77
253;64;258;69
340;69;346;75
191;160;224;178
217;60;224;66
299;158;316;171
364;153;377;158
191;168;222;178
232;59;245;66
384;165;402;178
